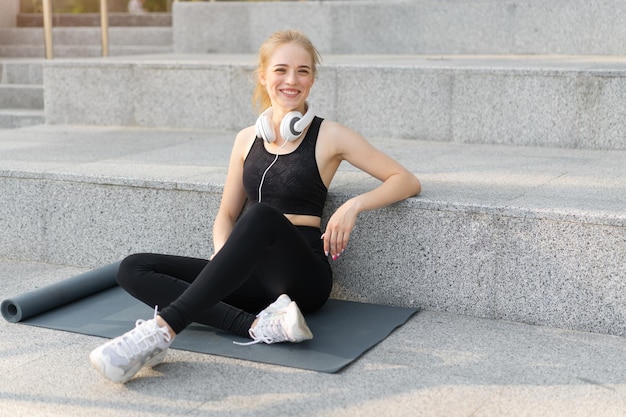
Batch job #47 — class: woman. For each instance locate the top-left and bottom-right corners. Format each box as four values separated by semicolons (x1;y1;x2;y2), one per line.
89;29;421;383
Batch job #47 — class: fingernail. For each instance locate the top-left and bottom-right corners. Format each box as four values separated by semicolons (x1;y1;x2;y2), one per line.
332;255;337;261
325;251;329;256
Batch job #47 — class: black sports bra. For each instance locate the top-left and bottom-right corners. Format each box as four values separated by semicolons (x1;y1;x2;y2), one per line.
243;116;327;217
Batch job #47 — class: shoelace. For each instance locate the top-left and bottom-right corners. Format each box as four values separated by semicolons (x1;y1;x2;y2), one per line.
234;311;287;346
113;306;171;360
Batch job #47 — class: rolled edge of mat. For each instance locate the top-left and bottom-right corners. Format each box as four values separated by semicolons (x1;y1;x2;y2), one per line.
1;261;121;323
1;298;23;323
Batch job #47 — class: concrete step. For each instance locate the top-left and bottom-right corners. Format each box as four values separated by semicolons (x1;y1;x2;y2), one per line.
44;54;626;150
0;108;44;128
0;84;43;109
0;59;43;84
0;124;624;338
0;44;173;58
173;0;626;55
0;27;172;46
0;27;173;58
0;60;45;128
17;12;172;27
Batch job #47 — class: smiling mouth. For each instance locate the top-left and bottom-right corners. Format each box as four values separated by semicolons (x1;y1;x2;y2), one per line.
281;89;300;97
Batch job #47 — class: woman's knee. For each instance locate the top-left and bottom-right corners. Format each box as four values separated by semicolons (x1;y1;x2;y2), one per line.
244;202;282;221
116;253;149;288
244;203;289;228
234;203;285;235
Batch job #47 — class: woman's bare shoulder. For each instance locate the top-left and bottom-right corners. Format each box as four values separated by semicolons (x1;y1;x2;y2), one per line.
232;125;257;156
318;119;370;152
235;125;256;142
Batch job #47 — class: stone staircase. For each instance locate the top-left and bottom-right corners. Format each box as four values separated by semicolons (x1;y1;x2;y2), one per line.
1;1;624;338
0;12;173;128
0;59;45;128
0;26;172;58
0;12;172;58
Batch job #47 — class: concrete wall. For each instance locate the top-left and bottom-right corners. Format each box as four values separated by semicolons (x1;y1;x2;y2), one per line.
44;56;626;150
173;0;626;55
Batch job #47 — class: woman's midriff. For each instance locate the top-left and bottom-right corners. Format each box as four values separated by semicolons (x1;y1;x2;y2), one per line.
284;213;321;228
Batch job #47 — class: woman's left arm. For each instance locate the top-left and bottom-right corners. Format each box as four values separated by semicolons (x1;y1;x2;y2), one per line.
321;123;421;259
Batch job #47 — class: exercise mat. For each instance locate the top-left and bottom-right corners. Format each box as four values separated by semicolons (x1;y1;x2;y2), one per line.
1;262;121;323
2;264;418;373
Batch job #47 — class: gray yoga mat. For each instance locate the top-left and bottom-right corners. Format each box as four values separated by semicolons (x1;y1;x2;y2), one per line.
2;263;418;373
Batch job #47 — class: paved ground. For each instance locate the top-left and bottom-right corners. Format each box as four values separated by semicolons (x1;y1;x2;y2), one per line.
2;259;626;417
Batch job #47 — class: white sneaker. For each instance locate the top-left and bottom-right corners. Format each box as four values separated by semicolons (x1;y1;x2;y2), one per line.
89;314;172;383
245;300;313;345
143;348;168;369
259;294;292;316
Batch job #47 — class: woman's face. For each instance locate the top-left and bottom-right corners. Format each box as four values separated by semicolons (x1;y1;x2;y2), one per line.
260;42;314;114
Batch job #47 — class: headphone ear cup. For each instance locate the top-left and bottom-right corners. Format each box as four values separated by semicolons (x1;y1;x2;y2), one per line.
255;108;275;143
280;111;304;142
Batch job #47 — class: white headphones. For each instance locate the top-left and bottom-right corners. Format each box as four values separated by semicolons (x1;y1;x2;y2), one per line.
254;103;315;203
255;103;315;143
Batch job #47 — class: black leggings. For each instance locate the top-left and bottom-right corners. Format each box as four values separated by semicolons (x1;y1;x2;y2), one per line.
117;203;333;337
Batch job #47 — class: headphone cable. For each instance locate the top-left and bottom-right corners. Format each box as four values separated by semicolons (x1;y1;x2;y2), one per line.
258;139;289;203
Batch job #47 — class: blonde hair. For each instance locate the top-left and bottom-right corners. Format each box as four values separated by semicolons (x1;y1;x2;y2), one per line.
252;29;321;114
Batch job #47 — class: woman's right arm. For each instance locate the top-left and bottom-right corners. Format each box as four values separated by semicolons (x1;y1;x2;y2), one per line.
211;127;255;258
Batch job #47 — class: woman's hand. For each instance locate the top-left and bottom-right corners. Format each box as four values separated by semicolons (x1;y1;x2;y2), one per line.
322;199;360;260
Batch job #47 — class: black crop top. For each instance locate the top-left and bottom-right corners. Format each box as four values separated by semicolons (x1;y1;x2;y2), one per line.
243;116;328;217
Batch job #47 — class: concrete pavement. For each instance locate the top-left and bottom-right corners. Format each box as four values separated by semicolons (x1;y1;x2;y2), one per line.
2;258;626;417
